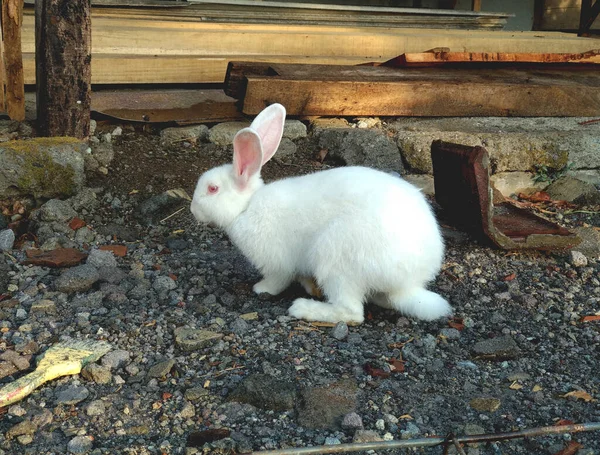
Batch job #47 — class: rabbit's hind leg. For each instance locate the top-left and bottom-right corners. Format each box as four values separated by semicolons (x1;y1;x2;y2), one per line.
388;288;452;321
288;279;364;324
253;273;293;296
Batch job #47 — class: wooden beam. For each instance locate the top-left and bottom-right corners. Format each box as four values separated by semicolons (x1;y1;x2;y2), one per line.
2;0;25;121
472;0;482;12
579;0;600;36
35;0;91;139
236;64;600;117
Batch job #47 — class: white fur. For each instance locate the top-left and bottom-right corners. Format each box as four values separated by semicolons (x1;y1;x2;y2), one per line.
191;103;451;324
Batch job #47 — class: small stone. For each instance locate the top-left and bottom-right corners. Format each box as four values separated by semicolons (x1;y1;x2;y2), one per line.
153;275;177;293
67;435;94;454
17;435;33;445
341;412;364;430
283;120;307;139
15;308;27;320
86;249;117;268
178;401;196;419
174;327;223;352
55;385;90;405
185;387;209;402
86;400;106;416
569;250;588;268
457;361;479;370
546;176;600;205
148;359;175;378
400;422;421;440
36;199;78;222
8;404;27;416
324;437;341;445
229;318;250;335
375;419;385;430
6;420;37;438
208;122;249;146
0;229;15;251
352;430;383;443
0;350;30;370
470;397;501;412
472;335;521;360
112;127;123;137
55;264;100;294
30;299;57;314
229;373;297;411
464;424;486;435
81;363;112;384
330;321;349;340
101;349;130;370
440;328;461;340
31;408;53;428
297;379;358;430
160;125;208;146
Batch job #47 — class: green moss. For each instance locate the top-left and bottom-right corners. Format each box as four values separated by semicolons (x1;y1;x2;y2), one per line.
528;144;569;172
4;137;82;198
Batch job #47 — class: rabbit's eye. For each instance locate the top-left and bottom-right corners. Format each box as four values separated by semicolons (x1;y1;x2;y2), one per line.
207;184;219;194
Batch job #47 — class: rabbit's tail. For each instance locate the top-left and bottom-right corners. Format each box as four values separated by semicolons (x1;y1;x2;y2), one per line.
389;288;452;321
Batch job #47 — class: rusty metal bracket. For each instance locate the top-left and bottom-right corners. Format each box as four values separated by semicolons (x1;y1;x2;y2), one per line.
430;140;580;250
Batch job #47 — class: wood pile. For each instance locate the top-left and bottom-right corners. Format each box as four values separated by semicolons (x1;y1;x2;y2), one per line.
225;50;600;117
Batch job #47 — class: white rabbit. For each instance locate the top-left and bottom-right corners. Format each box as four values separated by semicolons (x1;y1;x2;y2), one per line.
191;104;451;324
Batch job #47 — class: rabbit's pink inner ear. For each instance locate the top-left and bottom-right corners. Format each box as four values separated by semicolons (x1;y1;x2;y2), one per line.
250;103;286;165
232;129;263;189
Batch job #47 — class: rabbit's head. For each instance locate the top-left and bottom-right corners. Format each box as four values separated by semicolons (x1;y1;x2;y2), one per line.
191;103;286;228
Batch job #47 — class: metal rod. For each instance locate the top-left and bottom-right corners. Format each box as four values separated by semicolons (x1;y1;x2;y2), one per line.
250;422;600;455
450;434;467;455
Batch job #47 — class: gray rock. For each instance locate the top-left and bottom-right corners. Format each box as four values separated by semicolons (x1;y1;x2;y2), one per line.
0;214;7;230
273;138;297;163
403;174;435;196
67;435;93;454
440;328;461;340
160;125;209;146
229;318;250;335
15;308;27;320
174;327;223;352
546;176;600;205
185;387;209;402
570;250;588;268
86;400;106;416
283;120;307;140
573;227;600;259
97;266;127;284
135;188;191;225
472;335;521;360
208;122;249;146
36;199;78;223
55;265;100;294
5;420;37;438
297;379;359;430
55;385;90;405
330;321;349;340
81;363;112;384
153;275;177;293
101;349;131;370
89;142;114;168
148;359;175;378
96;223;139;242
400;422;421;440
341;412;364;430
421;334;438;355
229;373;297;411
490;172;547;197
87;249;117;269
318;128;402;172
0;229;15;251
0;138;86;199
68;188;100;212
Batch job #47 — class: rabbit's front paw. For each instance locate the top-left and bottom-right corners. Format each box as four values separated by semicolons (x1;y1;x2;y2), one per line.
252;276;290;296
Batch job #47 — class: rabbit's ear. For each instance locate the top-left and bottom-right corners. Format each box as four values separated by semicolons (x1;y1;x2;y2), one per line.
233;128;263;189
250;103;286;165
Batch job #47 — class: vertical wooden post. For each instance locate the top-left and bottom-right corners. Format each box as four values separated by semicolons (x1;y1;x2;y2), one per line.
472;0;482;12
36;0;91;139
1;0;25;121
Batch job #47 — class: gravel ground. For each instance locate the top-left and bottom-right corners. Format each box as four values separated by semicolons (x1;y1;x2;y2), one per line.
0;122;599;455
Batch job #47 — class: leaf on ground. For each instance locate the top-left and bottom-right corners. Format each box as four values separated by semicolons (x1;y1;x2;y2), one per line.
532;385;543;392
518;191;552;203
509;381;523;390
448;317;465;331
317;148;329;163
388;357;405;373
364;363;390;379
503;272;517;282
580;315;600;323
555;419;575;426
398;414;413;420
552;440;583;455
562;390;595;402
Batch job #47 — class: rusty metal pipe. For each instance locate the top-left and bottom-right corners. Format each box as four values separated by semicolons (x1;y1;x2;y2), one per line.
250;422;600;455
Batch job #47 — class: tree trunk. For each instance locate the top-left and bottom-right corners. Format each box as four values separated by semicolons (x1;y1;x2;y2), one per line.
35;0;91;139
2;0;25;121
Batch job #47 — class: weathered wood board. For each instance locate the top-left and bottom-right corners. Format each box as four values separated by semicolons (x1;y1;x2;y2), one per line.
230;63;600;117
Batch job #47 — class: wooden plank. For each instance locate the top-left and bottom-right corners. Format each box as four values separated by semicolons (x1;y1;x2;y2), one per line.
472;0;482;12
387;49;600;66
2;0;25;121
239;65;600;117
0;15;6;112
17;8;600;85
36;0;91;138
